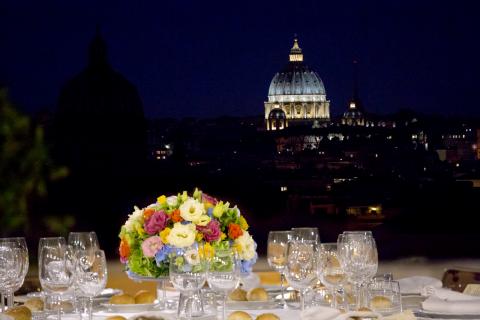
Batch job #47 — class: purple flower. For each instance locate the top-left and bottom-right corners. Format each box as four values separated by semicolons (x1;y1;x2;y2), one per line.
155;245;173;264
144;210;169;235
196;220;221;242
241;252;258;274
202;193;218;205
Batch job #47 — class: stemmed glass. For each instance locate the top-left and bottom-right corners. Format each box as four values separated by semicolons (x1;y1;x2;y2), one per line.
284;237;318;311
169;245;207;320
38;237;75;320
291;227;319;243
267;231;291;308
207;248;240;320
318;243;346;308
337;232;378;310
75;250;107;320
0;238;28;311
68;232;99;314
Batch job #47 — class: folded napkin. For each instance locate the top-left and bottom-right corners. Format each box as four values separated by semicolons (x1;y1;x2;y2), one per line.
301;305;381;320
422;288;480;314
398;276;442;295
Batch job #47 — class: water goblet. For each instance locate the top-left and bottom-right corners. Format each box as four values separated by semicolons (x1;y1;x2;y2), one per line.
76;250;107;320
0;237;28;311
169;245;207;320
285;240;317;311
38;237;74;320
318;243;348;308
68;232;99;313
207;248;240;320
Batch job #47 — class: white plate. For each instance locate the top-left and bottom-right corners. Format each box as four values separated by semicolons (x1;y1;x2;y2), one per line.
101;303;157;313
226;300;279;310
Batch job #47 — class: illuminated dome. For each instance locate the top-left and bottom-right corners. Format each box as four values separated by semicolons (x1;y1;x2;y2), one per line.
267;38;326;103
264;37;330;130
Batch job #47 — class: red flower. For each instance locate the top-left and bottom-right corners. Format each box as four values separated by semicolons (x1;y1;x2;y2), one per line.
171;209;183;223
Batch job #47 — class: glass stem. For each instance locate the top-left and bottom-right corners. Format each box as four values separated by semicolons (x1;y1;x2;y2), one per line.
222;293;227;320
156;279;166;310
88;297;93;320
280;273;286;308
332;286;338;309
56;295;62;320
355;283;362;310
300;289;305;311
1;292;4;312
6;290;14;309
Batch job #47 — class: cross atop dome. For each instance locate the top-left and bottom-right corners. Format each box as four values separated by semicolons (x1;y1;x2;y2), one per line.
289;36;303;62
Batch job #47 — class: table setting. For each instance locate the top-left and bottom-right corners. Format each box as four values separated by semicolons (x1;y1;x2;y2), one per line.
1;189;480;320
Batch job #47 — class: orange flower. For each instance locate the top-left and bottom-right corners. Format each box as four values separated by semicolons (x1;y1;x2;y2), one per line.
171;209;183;223
143;207;155;220
228;223;243;239
119;239;130;259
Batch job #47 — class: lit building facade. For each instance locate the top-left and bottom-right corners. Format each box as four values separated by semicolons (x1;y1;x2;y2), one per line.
265;38;330;130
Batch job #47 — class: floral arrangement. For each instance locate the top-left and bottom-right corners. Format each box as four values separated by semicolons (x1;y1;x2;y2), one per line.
118;188;257;277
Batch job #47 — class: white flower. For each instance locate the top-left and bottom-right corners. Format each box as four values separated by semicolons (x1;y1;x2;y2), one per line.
179;198;205;222
167;223;197;248
166;196;178;207
184;248;201;265
234;231;256;261
125;206;144;232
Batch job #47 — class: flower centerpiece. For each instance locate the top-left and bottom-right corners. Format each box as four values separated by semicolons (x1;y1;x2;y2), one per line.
118;188;257;278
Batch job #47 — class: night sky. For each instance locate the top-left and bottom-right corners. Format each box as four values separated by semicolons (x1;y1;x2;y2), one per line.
1;1;479;119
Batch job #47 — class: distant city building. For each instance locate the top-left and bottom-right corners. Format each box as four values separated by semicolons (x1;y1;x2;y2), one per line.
264;38;330;130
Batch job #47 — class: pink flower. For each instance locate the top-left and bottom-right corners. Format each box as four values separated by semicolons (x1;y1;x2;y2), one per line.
141;236;163;258
202;193;218;205
144;210;169;235
196;219;221;242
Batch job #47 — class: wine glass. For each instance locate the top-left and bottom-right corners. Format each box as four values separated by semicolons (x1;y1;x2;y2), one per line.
67;232;99;313
38;237;74;320
207;248;240;320
76;250;107;320
169;245;207;320
318;243;346;308
267;230;291;308
0;238;25;311
284;240;317;311
337;232;378;310
291;227;320;243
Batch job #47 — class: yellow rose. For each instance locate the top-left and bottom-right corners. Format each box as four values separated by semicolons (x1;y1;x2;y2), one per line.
160;227;171;244
157;195;167;205
220;232;227;240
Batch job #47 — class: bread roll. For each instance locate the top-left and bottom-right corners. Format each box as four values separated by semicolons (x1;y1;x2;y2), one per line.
227;311;252;320
5;306;32;320
256;313;280;320
246;288;268;301
23;298;44;311
358;307;372;312
106;316;127;320
134;290;156;304
370;296;393;309
109;293;135;304
229;288;247;301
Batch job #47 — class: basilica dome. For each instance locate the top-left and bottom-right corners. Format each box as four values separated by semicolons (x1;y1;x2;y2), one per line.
264;37;330;130
267;38;326;102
